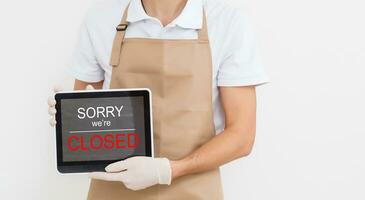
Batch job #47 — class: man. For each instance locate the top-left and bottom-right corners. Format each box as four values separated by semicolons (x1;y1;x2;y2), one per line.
48;0;269;199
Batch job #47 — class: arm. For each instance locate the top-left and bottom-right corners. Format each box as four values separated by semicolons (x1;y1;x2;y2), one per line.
171;86;257;179
89;86;258;191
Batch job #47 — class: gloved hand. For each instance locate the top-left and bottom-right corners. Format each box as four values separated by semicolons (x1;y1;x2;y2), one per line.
89;156;172;191
47;85;95;126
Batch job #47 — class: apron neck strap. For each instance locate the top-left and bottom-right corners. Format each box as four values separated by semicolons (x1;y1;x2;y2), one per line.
119;4;129;29
197;10;209;42
110;3;129;66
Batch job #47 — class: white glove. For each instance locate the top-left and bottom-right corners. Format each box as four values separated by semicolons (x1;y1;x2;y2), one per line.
47;85;95;126
89;156;172;191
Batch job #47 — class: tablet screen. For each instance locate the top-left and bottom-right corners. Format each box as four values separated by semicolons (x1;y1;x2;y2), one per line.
60;96;146;162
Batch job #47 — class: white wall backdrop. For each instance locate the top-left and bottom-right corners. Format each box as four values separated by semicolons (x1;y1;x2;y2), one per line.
0;0;364;199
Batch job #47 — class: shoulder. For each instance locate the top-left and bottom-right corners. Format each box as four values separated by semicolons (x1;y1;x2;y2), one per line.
82;0;130;29
203;0;249;25
203;0;256;47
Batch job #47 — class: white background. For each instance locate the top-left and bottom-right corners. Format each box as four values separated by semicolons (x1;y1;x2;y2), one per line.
0;0;364;199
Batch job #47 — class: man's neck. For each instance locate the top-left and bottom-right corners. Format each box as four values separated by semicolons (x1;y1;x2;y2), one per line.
141;0;188;26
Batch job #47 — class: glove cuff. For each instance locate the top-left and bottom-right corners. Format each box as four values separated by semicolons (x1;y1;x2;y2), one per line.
157;158;172;185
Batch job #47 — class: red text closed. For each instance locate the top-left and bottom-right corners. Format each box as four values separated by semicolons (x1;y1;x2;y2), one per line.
67;133;139;151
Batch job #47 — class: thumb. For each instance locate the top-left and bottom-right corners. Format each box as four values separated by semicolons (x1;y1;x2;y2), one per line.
86;85;95;90
105;160;129;172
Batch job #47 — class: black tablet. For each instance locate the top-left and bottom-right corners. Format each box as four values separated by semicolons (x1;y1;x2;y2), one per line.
54;89;153;174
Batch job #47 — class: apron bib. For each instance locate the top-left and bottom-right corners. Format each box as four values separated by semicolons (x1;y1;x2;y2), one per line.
87;4;223;200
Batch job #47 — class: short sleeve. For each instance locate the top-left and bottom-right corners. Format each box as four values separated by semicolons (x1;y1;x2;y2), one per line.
217;12;269;87
68;12;104;83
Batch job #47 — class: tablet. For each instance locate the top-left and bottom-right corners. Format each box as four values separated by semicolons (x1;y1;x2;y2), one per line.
54;88;153;174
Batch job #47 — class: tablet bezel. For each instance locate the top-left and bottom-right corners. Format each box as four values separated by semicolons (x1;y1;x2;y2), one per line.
54;88;153;174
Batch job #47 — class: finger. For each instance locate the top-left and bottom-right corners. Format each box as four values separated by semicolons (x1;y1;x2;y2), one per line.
105;160;129;172
49;116;56;127
47;96;56;106
89;172;121;182
86;85;95;90
53;85;63;93
48;107;56;115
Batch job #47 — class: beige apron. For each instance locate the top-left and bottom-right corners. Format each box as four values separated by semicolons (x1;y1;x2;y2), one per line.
87;4;223;200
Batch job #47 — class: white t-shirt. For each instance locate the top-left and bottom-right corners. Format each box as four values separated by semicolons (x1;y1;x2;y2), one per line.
69;0;269;134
